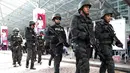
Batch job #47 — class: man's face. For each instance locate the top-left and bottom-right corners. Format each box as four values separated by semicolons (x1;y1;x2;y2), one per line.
14;31;19;35
83;5;90;15
54;17;61;24
104;14;112;23
31;24;35;29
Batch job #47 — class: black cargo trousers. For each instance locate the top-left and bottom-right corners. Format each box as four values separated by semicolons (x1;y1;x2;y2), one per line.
12;45;22;65
73;42;91;73
26;42;36;68
99;44;115;73
51;44;63;73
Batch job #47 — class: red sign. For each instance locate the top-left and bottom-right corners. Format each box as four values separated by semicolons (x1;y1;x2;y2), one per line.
33;8;46;34
1;26;8;50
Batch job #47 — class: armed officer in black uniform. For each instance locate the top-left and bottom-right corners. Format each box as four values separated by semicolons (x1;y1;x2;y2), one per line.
25;21;37;70
46;13;69;73
70;0;93;73
37;31;45;64
95;9;123;73
10;28;23;67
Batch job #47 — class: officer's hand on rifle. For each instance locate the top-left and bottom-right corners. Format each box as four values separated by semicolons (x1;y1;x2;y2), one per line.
115;40;123;48
90;38;97;46
64;42;70;47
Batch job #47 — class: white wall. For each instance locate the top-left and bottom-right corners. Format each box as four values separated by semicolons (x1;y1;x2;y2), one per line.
110;18;126;50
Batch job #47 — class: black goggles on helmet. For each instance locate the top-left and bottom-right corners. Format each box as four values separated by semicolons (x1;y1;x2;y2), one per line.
54;17;61;20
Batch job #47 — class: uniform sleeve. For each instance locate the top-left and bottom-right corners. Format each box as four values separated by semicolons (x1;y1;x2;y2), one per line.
87;20;96;44
10;35;14;45
62;28;69;47
108;24;115;38
62;28;67;41
87;19;94;38
127;41;130;48
25;27;28;39
10;35;16;46
45;27;51;36
70;15;83;40
10;35;14;50
44;27;54;41
95;22;102;39
70;16;80;38
19;35;23;43
10;35;13;42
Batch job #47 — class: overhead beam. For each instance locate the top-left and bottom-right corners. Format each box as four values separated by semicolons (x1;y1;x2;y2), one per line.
54;0;75;12
27;0;37;8
40;0;50;8
0;3;5;25
11;14;32;25
98;0;120;16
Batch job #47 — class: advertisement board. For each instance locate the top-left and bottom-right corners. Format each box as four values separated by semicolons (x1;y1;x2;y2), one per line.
33;8;46;34
0;26;8;50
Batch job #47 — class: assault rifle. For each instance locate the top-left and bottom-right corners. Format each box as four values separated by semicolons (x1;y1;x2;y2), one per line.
48;26;69;47
82;17;105;61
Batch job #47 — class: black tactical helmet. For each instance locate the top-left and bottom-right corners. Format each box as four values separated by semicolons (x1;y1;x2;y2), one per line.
78;0;91;13
52;13;61;21
101;9;113;19
29;21;35;26
13;28;19;32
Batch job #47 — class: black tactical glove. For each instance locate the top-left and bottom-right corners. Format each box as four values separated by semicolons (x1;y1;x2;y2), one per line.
72;43;79;52
64;42;70;47
115;40;123;48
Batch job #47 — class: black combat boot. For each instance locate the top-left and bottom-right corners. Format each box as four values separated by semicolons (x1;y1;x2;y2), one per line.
18;62;21;66
30;63;36;70
38;59;42;65
13;62;16;67
38;61;42;65
14;64;17;67
26;61;29;68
